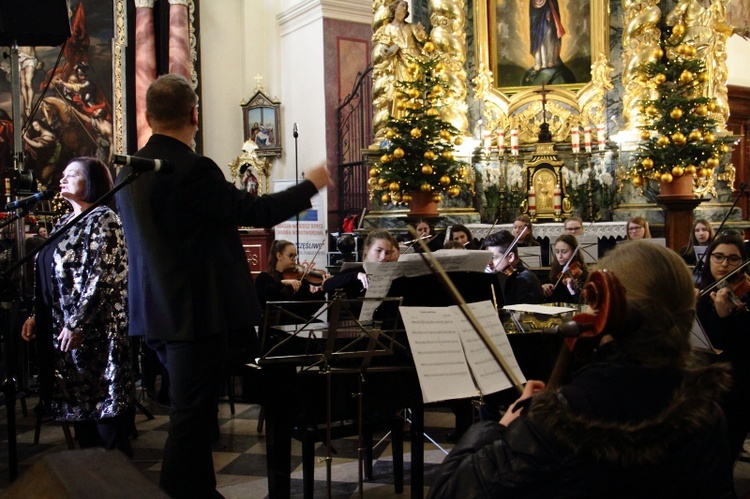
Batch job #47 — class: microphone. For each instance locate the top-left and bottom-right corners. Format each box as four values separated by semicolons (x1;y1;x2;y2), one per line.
293;122;299;139
114;154;174;174
4;190;55;211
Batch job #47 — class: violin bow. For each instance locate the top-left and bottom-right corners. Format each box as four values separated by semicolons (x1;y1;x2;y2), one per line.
408;225;524;395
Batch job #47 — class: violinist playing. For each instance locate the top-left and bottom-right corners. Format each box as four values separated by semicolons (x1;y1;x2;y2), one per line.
484;230;543;306
255;240;327;322
542;234;589;303
429;241;734;498
697;232;750;472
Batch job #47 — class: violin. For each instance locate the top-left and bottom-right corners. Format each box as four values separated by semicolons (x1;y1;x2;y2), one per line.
282;264;327;285
545;270;629;389
558;260;584;290
721;272;750;313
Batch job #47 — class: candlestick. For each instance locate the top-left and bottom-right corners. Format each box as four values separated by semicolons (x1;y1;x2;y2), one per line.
597;123;606;151
510;129;519;156
571;128;580;154
553;184;562;212
583;125;592;153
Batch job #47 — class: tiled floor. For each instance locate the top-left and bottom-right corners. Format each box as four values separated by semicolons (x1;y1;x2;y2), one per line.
3;389;750;498
0;389;455;498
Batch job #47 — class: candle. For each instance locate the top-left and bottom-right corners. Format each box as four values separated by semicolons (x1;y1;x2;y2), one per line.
497;129;505;155
528;186;536;213
483;130;492;151
511;129;519;156
583;125;592;153
553;184;562;211
597;123;606;151
571;128;580;154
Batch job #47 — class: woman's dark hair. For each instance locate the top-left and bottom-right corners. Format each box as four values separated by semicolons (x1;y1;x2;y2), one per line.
699;232;747;289
71;157;115;205
549;233;587;279
267;239;294;272
449;224;472;240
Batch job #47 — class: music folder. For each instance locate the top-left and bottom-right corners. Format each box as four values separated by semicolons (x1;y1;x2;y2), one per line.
517;246;542;268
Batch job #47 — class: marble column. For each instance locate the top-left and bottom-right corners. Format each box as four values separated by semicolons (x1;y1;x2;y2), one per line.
168;0;191;80
135;0;157;149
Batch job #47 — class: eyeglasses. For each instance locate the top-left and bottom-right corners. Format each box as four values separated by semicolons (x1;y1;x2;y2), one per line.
710;253;742;265
627;226;644;232
565;226;583;232
285;253;297;259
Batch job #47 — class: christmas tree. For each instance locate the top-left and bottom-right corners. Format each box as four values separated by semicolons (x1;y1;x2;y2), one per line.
631;23;728;188
369;42;469;206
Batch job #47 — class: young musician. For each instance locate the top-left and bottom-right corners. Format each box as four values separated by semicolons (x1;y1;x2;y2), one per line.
322;229;398;299
563;216;584;236
449;224;478;249
512;215;540;247
411;220;443;252
484;230;544;305
697;233;750;470
429;242;734;498
542;234;588;303
626;216;652;240
255;240;326;321
680;218;714;267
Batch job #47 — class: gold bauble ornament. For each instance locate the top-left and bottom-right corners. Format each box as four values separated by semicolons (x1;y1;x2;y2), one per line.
655;73;667;84
396;101;407;111
423;41;435;53
389;182;400;192
431;85;443;96
677;44;688;56
672;23;685;37
672;166;685;177
424;151;436;160
380;154;391;164
657;136;670;146
687;46;697;57
448;186;461;197
369;167;380;178
421;164;434;175
439;130;451;140
439;175;451;186
454;136;463;145
410;127;422;139
431;193;443;203
653;47;664;59
651;172;663;180
670;108;683;120
642;157;654;169
402;192;413;203
408;62;420;74
695;105;708;116
638;74;649;83
378;177;388;187
458;166;468;178
632;176;644;187
646;105;659;116
720;144;730;153
640;130;651;140
391;193;402;203
699;72;709;83
420;182;432;192
385;129;395;140
426;108;439;117
688;130;702;141
435;62;446;72
704;132;715;144
697;168;710;178
671;132;686;146
707;101;717;112
685;164;697;175
441;151;453;160
381;193;391;203
408;88;420;99
706;157;720;168
660;172;674;183
393;147;405;159
679;70;693;84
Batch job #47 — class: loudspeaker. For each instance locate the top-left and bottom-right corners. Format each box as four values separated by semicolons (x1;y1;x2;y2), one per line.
4;448;170;498
0;0;71;47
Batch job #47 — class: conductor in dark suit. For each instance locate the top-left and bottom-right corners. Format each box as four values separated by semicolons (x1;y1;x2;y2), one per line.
115;74;330;498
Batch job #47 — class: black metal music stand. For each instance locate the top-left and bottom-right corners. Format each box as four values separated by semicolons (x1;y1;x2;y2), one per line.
259;294;411;499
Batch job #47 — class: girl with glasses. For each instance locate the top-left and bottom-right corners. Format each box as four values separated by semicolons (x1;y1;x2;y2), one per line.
697;233;750;473
625;216;652;240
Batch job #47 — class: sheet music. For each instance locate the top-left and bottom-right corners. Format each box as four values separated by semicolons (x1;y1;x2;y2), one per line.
358;251;492;321
503;304;575;315
400;301;526;403
517;246;542;268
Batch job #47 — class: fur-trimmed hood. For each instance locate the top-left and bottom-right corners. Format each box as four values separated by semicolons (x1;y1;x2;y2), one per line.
526;361;731;467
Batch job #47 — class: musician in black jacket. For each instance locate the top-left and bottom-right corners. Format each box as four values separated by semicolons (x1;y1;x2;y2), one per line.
484;230;543;306
116;74;330;498
429;242;734;498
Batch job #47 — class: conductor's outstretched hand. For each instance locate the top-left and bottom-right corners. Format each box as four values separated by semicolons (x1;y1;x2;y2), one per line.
305;163;333;191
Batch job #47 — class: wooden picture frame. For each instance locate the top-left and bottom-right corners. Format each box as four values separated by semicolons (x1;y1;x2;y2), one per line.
0;0;125;189
478;0;609;95
241;89;282;158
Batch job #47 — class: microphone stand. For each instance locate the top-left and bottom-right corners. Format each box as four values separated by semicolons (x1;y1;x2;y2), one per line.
293;123;300;251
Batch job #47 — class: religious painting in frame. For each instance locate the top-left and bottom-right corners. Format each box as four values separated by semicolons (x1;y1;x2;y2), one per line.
478;0;609;95
241;89;282;159
0;0;125;191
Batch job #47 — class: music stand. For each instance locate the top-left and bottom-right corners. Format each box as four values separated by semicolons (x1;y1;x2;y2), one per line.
259;294;408;498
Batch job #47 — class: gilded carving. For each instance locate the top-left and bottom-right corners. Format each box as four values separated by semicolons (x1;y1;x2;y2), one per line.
114;0;125;155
